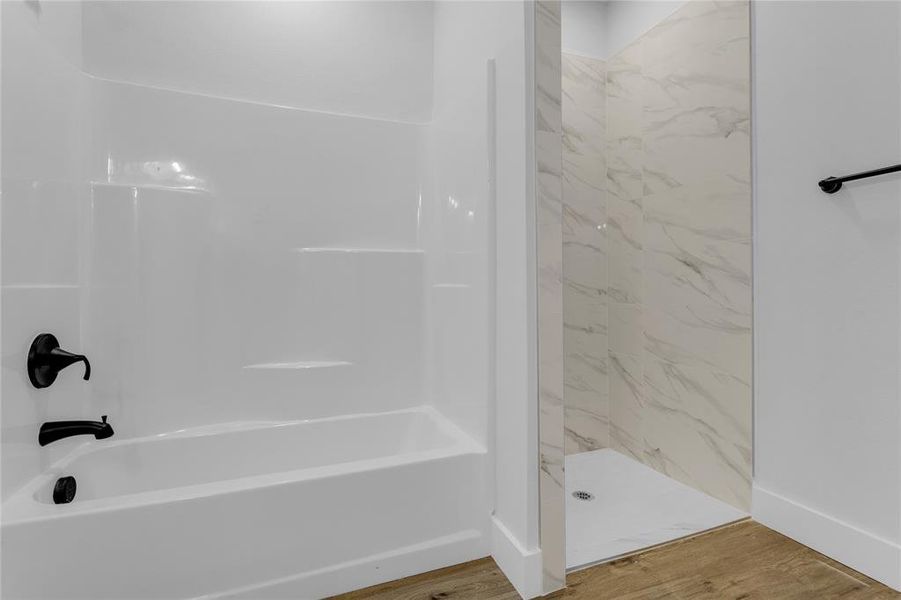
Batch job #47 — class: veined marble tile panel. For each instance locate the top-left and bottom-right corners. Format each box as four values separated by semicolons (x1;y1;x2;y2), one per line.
606;42;643;204
642;1;751;194
643;225;751;381
564;390;610;455
563;172;605;235
564;282;608;372
609;302;643;357
642;117;750;196
605;41;643;143
563;266;606;323
641;354;752;510
606;136;643;205
563;54;606;195
563;204;607;295
642;1;750;82
643;177;751;242
604;0;752;514
606;39;642;307
609;351;643;462
535;0;566;594
607;194;642;305
564;293;608;455
562;52;607;458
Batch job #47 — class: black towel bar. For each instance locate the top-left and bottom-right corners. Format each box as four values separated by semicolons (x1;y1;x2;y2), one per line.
818;163;901;193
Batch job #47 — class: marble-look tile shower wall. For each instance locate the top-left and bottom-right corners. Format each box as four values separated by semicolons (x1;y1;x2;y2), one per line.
535;0;566;593
562;53;608;455
607;0;752;511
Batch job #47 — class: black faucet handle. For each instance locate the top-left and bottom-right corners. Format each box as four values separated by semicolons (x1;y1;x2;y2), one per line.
49;348;91;381
28;334;92;389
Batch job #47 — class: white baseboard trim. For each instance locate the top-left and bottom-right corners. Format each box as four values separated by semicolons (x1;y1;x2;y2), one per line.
491;516;543;599
753;485;901;591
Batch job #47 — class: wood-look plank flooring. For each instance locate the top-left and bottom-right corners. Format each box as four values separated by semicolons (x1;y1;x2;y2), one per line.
331;521;901;599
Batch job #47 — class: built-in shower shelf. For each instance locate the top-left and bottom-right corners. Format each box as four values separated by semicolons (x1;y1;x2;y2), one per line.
2;284;80;290
243;361;353;370
90;181;210;194
293;247;423;254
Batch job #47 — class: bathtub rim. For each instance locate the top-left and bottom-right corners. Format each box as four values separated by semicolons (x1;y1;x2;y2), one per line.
1;405;485;526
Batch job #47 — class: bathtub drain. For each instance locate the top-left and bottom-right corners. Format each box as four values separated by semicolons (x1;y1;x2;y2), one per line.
572;490;594;501
53;476;76;504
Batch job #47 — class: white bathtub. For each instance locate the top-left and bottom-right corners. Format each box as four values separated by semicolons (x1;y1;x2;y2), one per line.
1;407;489;599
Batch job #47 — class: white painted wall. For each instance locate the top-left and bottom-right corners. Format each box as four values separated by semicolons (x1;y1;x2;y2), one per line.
561;0;684;60
82;1;434;121
561;1;606;59
601;0;683;57
753;0;901;590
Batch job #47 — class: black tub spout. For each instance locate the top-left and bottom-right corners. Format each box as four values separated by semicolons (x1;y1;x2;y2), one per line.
39;416;113;447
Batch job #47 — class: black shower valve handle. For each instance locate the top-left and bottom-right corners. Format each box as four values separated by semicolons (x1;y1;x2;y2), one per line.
27;334;92;389
49;347;91;381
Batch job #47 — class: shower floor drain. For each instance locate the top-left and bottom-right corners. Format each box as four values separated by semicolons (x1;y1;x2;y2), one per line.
572;490;594;501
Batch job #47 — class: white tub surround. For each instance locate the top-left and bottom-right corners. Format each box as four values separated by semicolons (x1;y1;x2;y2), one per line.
1;0;89;504
2;1;535;597
2;408;487;599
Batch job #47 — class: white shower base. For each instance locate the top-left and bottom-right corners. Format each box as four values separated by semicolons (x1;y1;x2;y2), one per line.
566;448;746;571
